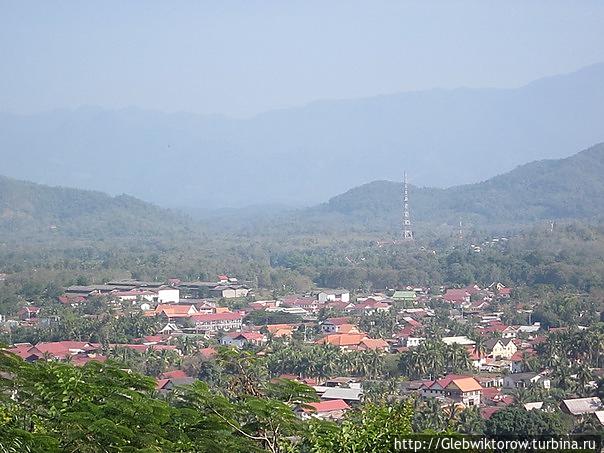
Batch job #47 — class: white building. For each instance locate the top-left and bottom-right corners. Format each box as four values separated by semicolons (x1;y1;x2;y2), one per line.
191;312;244;332
317;290;350;303
157;287;180;304
442;336;475;346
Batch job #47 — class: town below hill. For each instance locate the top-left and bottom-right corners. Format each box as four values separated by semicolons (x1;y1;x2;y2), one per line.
1;266;603;450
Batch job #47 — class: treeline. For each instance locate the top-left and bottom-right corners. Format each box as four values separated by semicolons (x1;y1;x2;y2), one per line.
2;221;604;316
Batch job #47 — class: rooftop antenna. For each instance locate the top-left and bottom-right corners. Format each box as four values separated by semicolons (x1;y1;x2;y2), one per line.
402;173;414;241
459;219;463;241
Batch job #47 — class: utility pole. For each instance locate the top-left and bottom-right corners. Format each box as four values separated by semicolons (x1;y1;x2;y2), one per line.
402;173;414;240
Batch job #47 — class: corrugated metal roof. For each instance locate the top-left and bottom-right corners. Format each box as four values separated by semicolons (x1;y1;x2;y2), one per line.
562;397;603;415
321;387;363;401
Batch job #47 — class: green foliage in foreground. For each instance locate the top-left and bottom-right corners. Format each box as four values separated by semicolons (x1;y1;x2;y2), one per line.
0;348;415;453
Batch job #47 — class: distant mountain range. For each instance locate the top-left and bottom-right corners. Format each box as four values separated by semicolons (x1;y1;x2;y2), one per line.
315;142;604;230
0;175;192;239
0;62;603;208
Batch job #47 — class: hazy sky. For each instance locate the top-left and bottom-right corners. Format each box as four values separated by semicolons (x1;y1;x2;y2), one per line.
1;1;604;117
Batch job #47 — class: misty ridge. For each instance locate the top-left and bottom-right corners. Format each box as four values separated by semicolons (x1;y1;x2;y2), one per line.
1;61;603;210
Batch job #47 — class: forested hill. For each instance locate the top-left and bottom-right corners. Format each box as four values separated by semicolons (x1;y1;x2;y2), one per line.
0;175;193;239
320;142;604;229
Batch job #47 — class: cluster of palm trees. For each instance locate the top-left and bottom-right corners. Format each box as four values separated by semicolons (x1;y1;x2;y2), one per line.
538;326;604;368
399;339;473;380
536;325;604;396
410;397;484;434
357;312;398;338
265;343;385;379
108;346;182;377
11;306;163;345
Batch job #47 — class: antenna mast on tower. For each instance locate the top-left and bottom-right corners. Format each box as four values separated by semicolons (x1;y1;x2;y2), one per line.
402;173;414;240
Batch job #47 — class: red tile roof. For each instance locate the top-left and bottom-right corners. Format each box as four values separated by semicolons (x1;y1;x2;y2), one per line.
160;370;189;379
156;379;171;390
58;295;86;304
480;407;501;420
305;399;350;413
35;341;100;358
225;331;265;341
71;354;107;366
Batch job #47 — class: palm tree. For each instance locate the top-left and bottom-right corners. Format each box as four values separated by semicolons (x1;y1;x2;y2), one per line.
456;406;484;435
472;335;486;359
415;398;447;432
574;364;593;396
443;402;464;427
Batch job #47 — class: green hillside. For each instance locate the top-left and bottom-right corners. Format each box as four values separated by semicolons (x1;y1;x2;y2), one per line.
0;175;193;239
321;142;604;229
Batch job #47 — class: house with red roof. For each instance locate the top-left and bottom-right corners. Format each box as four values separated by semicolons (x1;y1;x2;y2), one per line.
479;321;518;339
160;370;190;380
7;343;43;361
296;399;350;420
510;349;537;373
156;374;196;393
58;294;86;307
71;353;107;367
443;289;471;305
7;341;105;363
35;341;101;359
282;296;321;313
248;300;280;311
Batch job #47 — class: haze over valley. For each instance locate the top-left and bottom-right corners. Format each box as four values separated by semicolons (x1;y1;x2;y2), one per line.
1;62;603;209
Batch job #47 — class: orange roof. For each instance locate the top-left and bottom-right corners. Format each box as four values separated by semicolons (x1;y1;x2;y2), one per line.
273;329;294;338
317;333;366;346
337;324;360;334
155;304;196;316
447;377;483;393
266;324;295;334
359;338;389;350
